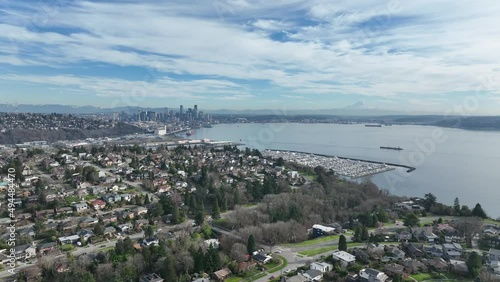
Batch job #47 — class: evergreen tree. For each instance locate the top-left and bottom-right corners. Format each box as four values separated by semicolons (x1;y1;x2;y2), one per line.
361;226;369;241
195;209;205;226
193;247;205;273
338;234;347;251
144;195;150;205
247;235;256;255
162;254;177;282
93;222;104;236
466;251;483;278
471;203;487;219
172;204;180;224
213;198;221;220
145;225;154;238
454;197;461;215
354;225;361;242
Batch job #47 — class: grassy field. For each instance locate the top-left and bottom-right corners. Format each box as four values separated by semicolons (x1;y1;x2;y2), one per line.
282;234;342;247
268;256;288;273
410;273;433;281
298;245;338;256
483;218;500;225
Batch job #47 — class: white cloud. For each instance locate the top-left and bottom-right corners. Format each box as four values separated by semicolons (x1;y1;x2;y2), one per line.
0;0;499;112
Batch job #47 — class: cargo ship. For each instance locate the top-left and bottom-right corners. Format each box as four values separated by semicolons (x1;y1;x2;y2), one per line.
365;124;382;127
380;146;403;151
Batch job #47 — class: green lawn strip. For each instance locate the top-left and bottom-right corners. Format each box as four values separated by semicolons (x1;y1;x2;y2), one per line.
282;235;341;247
298;245;338;256
410;273;433;281
247;272;267;281
346;242;365;248
226;277;242;282
483;218;500;225
268;256;288;273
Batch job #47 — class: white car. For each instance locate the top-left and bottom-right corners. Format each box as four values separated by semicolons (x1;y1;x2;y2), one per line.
284;269;291;273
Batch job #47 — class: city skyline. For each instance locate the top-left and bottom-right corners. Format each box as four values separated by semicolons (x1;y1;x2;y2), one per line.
1;1;500;114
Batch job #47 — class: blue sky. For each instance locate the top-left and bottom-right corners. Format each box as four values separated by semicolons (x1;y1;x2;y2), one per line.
1;0;500;114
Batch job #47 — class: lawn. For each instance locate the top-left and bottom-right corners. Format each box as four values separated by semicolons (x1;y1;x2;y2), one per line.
410;273;433;281
483;218;500;225
346;242;365;248
226;277;242;282
282;234;341;247
298;245;338;256
268;256;288;273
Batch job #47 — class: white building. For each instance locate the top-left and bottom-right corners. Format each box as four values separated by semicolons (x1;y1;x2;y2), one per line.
332;251;356;268
204;239;220;249
310;262;333;272
359;268;389;282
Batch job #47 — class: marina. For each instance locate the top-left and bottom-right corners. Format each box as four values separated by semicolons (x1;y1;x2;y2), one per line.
263;149;408;178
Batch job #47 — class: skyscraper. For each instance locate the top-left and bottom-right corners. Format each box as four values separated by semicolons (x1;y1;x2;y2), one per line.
180;105;184;119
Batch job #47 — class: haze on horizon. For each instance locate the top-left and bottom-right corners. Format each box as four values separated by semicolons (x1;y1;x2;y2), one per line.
1;1;500;114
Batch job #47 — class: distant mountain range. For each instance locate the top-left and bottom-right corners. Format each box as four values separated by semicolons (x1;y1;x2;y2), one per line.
0;104;499;130
0;103;420;116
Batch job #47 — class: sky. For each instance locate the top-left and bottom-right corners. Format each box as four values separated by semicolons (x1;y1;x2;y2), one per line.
1;0;500;114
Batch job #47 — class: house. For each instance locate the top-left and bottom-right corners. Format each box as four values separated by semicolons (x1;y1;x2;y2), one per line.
425;244;444;258
37;242;57;254
134;206;148;216
142;238;159;247
90;199;106;210
310;262;333;272
58;235;80;245
56;207;73;215
490;248;500;263
18;226;36;237
303;269;323;281
14;244;37;260
311;224;335;238
140;273;164;282
423;257;449;272
450;259;468;275
442;243;462;260
104;226;116;236
204;239;220;249
73;202;88;213
238;261;257;272
332;251;356;268
401;259;427;274
412;227;439;243
397;231;413;241
55;261;70;273
359;268;389;282
384;263;404;276
384;245;406;260
403;243;425;259
117;223;132;233
78;229;94;241
213;267;231;281
253;252;272;264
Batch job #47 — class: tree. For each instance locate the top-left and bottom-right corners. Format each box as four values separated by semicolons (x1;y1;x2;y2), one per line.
93;222;104;236
338;234;347;251
230;243;248;262
423;193;437;211
145;225;154;238
361;226;369;242
247;235;255;255
195;210;205;226
144;195;150;205
471;203;487;219
212;199;221;220
466;251;482;278
454;197;461;215
454;217;483;247
403;213;420;227
354;225;361;242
